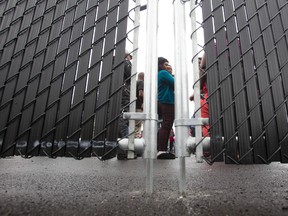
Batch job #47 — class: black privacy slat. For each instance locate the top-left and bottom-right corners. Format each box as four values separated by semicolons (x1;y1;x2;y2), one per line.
266;0;288;162
13;0;26;22
66;0;78;10
202;0;223;162
7;18;22;42
68;0;90;140
0;40;16;66
21;7;35;31
84;5;97;32
18;104;33;144
67;80;85;141
61;6;76;31
15;64;31;94
49;18;63;43
74;0;87;21
81;63;100;140
255;1;281;162
22;39;37;67
6;0;18;10
57;28;71;54
0;78;15;155
0;30;8;56
70;17;85;43
1;72;16;107
55;91;73;142
28;18;42;43
9;90;25;126
62;63;77;94
46;0;57;10
240;0;264;163
25;0;38;12
0;63;9;91
244;0;267;164
79;51;96;141
33;0;46;21
93;0;109;141
35;28;49;54
41;6;55;32
213;1;237;163
96;7;118;140
2;117;19;156
254;2;277;161
54;0;67;21
7;52;23;80
0;7;15;30
224;1;253;164
0;1;8;18
14;29;29;54
44;40;58;66
27;89;49;155
66;39;81;67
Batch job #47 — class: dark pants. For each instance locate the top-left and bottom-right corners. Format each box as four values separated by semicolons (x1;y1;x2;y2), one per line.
157;102;175;151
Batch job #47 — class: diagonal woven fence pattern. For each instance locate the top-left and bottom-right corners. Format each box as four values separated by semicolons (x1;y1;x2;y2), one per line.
0;0;130;159
201;0;288;164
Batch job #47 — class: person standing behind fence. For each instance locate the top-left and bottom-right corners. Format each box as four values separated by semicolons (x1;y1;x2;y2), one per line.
189;53;209;137
135;72;144;138
157;57;175;159
117;52;136;160
118;52;132;138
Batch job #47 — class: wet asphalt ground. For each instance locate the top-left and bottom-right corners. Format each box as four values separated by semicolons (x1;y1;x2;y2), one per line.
0;156;288;216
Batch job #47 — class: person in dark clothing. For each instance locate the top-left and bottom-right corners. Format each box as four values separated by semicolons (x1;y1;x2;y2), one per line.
117;52;133;160
135;72;144;138
157;57;175;159
118;52;132;138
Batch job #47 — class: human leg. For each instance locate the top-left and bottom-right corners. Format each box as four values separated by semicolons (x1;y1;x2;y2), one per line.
157;103;175;151
134;108;143;138
200;96;209;137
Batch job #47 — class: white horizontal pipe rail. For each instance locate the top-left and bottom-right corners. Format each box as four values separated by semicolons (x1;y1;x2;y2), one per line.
119;135;254;155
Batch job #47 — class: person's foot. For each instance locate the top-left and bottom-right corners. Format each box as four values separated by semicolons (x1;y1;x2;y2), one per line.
157;151;175;159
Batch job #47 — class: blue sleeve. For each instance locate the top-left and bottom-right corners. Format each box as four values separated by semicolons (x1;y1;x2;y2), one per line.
162;70;174;88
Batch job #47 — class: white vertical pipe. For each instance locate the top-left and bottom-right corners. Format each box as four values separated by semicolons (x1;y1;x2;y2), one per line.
190;1;203;162
127;0;141;159
173;0;190;195
143;0;158;194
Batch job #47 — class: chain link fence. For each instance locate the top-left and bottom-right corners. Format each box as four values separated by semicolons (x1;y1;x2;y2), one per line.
1;0;288;164
0;0;134;160
194;0;288;164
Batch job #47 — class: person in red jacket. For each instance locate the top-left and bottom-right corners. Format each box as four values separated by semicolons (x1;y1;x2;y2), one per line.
190;54;210;137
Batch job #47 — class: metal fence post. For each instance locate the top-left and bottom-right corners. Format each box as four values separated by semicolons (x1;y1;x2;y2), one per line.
143;0;158;194
173;0;190;195
190;0;203;162
127;0;141;159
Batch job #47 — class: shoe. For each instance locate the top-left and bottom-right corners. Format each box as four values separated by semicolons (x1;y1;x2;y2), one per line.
157;151;175;159
203;151;211;158
117;153;127;160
